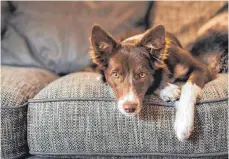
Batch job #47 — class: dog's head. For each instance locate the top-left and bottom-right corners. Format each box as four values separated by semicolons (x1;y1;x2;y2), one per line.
90;24;169;116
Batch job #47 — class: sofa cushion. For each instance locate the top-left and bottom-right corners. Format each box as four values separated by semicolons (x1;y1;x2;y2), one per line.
1;2;14;33
150;1;227;48
1;2;148;75
1;66;58;159
28;72;228;158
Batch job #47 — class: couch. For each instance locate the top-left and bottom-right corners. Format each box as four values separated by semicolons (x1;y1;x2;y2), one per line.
1;2;228;159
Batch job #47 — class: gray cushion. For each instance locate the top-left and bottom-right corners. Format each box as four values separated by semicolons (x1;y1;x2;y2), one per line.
1;2;148;75
1;66;58;159
1;2;12;32
25;156;228;159
150;1;227;48
28;72;228;158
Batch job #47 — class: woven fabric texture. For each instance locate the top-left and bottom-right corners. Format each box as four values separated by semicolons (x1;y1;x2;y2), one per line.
28;72;228;158
27;155;228;159
32;72;227;104
1;66;58;107
1;66;58;159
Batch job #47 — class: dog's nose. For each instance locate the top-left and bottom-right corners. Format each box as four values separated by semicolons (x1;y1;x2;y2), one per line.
123;103;137;113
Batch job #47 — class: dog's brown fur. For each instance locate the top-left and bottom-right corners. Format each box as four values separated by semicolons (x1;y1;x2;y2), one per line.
90;24;215;100
89;24;219;141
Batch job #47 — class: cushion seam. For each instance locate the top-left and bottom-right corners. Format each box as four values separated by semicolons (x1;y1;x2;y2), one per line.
29;151;228;157
28;97;228;106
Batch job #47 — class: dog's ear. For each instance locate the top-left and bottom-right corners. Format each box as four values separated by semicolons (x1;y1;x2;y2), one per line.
90;24;119;68
139;25;165;50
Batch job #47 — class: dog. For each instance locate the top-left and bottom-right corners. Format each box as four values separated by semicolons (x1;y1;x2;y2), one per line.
89;10;227;141
190;10;228;74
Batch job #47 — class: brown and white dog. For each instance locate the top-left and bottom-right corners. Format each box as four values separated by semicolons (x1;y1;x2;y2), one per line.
89;15;227;141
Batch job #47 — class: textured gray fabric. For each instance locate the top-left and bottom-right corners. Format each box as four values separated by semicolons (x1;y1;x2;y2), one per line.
1;66;58;107
1;2;148;74
32;72;228;104
1;104;28;159
1;66;58;159
27;155;228;159
28;72;228;158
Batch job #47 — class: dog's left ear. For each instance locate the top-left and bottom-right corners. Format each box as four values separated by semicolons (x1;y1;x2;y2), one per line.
138;25;165;50
90;24;119;68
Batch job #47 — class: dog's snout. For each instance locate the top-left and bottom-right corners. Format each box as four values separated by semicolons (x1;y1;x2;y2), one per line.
117;92;142;115
123;103;137;113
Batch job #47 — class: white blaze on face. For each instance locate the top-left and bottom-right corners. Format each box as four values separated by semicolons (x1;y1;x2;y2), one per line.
174;82;202;141
117;88;141;116
122;34;144;44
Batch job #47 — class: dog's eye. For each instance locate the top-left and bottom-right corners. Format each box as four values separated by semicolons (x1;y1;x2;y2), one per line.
112;71;119;78
139;72;146;78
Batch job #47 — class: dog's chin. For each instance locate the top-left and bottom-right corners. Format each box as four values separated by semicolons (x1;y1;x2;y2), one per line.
121;112;138;116
119;108;141;116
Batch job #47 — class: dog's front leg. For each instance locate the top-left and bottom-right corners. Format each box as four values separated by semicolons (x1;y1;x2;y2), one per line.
159;83;181;102
154;72;181;102
174;67;211;141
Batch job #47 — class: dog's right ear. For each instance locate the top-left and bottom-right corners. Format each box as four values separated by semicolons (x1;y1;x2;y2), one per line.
90;25;119;68
138;25;165;50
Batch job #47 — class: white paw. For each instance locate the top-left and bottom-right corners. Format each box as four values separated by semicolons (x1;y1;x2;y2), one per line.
96;76;101;81
174;101;194;141
160;84;181;102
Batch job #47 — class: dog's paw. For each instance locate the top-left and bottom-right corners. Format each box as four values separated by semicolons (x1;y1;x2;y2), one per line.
96;76;101;81
160;84;181;102
174;101;194;141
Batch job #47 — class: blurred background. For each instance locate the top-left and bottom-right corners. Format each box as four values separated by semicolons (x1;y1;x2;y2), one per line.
1;1;228;75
